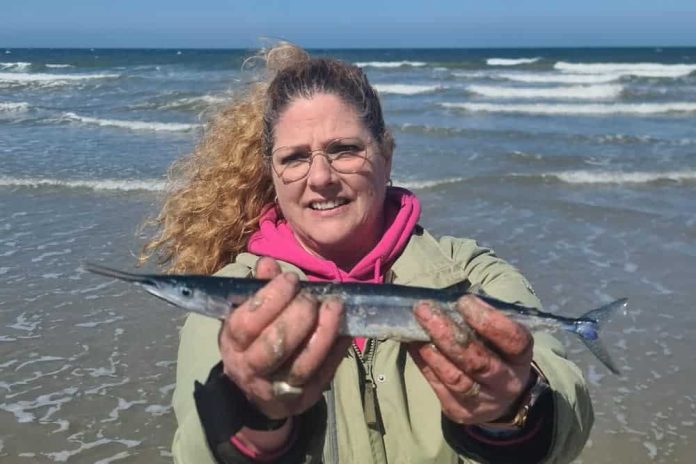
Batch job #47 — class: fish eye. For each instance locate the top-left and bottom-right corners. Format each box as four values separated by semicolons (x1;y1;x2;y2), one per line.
180;286;193;298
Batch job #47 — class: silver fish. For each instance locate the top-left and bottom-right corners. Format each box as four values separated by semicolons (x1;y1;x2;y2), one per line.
84;263;627;374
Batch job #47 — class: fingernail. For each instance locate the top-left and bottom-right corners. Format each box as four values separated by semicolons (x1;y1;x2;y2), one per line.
322;296;341;311
283;272;299;284
460;295;486;321
247;295;264;311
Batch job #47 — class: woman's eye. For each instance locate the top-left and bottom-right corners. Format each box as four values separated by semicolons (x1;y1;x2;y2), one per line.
329;144;360;155
280;153;309;165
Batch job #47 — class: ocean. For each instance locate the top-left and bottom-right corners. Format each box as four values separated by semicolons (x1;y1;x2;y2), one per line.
1;47;695;463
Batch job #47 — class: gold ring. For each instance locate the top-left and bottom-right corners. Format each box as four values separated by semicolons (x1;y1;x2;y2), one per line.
463;381;481;398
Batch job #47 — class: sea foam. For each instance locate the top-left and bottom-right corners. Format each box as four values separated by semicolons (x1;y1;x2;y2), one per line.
62;112;199;132
396;177;464;190
354;61;427;68
467;84;622;100
0;176;166;192
0;102;29;112
554;62;696;78
160;94;228;110
442;102;696;115
0;62;31;71
499;73;624;84
0;72;120;87
487;57;541;66
542;170;696;184
373;84;441;95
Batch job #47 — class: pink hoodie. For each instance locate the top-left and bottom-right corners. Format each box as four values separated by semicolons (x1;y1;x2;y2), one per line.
247;187;421;350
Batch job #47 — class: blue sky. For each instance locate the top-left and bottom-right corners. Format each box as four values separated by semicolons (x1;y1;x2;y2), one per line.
4;0;696;48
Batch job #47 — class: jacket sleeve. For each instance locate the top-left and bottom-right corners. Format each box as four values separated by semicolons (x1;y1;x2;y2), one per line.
441;236;594;464
170;260;328;463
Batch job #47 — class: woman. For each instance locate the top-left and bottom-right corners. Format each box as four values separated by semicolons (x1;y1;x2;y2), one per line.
143;44;593;463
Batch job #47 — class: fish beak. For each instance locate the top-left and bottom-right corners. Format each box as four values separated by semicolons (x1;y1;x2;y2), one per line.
83;262;160;289
83;262;196;311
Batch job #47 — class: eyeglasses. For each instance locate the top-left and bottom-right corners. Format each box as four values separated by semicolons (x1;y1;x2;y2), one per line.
268;137;372;184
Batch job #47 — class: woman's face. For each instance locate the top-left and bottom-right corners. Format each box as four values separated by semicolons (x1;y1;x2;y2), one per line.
270;93;392;266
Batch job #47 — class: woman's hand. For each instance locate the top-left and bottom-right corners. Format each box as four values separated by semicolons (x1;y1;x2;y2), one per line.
408;295;534;425
218;257;351;421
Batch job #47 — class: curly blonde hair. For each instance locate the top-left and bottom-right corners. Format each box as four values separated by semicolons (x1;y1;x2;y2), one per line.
141;43;392;274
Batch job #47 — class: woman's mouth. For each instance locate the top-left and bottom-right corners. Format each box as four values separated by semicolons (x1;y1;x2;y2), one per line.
309;198;349;211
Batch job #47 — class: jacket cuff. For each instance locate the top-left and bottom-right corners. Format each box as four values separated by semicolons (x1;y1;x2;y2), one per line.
442;390;554;464
193;361;327;463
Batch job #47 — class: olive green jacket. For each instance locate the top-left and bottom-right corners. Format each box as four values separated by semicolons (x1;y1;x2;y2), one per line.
172;227;593;463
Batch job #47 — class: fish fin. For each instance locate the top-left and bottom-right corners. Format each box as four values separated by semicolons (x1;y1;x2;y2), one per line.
579;335;621;375
576;298;628;375
583;298;628;325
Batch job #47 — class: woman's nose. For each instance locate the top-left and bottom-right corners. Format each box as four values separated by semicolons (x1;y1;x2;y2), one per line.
306;153;335;187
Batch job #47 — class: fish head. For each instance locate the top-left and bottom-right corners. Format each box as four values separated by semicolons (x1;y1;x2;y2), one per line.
84;263;229;316
137;277;212;313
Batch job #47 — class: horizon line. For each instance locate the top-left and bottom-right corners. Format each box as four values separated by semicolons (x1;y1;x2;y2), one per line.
3;44;696;51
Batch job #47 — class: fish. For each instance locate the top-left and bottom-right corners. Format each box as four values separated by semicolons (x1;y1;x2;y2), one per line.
84;262;627;374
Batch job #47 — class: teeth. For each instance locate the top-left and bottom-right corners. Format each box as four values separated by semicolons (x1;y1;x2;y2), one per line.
310;199;348;210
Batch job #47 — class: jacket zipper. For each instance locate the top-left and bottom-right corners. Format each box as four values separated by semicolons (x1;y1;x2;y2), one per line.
353;338;379;428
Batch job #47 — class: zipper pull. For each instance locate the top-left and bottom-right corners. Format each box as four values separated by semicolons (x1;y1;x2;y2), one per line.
364;378;378;427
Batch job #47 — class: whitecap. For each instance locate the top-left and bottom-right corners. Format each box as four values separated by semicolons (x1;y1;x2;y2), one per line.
45;64;74;68
442;102;696;115
61;112;199;132
354;61;427;68
542;170;696;184
487;57;540;66
0;62;31;71
0;102;30;112
499;73;623;84
554;61;696;78
467;84;622;100
396;177;464;190
159;94;228;110
0;176;166;192
373;84;441;95
0;72;120;87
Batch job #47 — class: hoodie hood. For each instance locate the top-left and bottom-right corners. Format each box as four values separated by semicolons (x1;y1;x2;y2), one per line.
247;187;421;284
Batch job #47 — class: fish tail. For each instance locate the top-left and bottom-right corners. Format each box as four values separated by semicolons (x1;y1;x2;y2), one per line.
569;298;628;375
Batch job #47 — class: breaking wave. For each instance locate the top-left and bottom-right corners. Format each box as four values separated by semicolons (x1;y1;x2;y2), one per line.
538;170;696;184
374;84;441;95
0;62;31;71
61;112;199;132
396;177;464;190
442;102;696;115
467;84;622;100
159;94;228;110
0;72;120;87
499;73;624;84
554;62;696;78
487;57;541;66
0;176;166;192
354;61;427;68
0;102;29;112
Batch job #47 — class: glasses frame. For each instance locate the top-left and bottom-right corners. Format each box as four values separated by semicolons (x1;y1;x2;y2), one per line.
267;137;375;184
